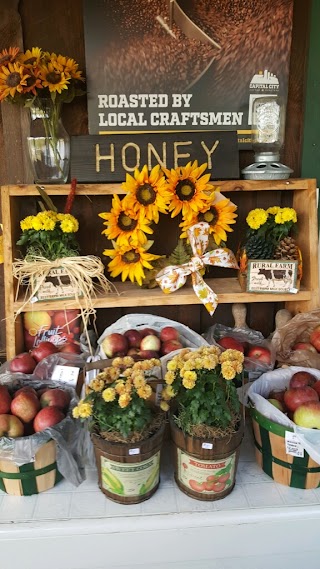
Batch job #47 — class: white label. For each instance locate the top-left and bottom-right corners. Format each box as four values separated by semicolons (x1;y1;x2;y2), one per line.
30;296;38;303
289;288;298;294
101;452;160;497
51;365;80;387
202;442;213;449
128;448;140;456
285;431;304;458
177;448;235;494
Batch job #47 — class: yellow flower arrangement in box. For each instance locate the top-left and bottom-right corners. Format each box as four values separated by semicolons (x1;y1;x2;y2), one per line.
72;356;164;441
99;161;238;287
160;345;244;438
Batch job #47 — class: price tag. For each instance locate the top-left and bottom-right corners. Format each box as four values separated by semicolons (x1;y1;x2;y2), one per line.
202;442;213;449
51;365;80;388
285;431;304;457
129;448;140;455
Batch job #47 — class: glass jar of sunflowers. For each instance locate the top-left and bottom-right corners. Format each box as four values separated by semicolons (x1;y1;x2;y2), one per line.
0;46;85;183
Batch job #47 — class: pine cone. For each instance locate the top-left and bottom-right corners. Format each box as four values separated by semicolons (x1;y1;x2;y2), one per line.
244;235;275;260
274;237;300;260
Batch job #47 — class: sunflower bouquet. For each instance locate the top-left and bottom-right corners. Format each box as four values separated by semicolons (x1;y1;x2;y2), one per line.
72;356;165;442
159;345;244;438
99;161;237;287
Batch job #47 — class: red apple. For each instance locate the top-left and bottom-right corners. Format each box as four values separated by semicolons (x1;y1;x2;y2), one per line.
292;342;317;353
293;401;320;428
312;382;320;397
33;406;65;432
0;414;24;438
160;339;183;356
268;389;286;404
51;309;80;329
218;336;244;353
289;371;317;389
283;386;319;413
137;350;160;359
30;341;59;363
11;391;41;423
59;342;81;354
9;352;37;374
101;333;128;358
310;325;320;352
247;345;271;364
40;388;70;411
268;398;285;412
139;328;158;338
0;385;12;414
140;334;161;352
159;326;180;343
13;387;38;399
123;329;142;348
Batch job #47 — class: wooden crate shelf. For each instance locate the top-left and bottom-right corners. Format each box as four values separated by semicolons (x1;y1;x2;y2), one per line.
1;179;319;359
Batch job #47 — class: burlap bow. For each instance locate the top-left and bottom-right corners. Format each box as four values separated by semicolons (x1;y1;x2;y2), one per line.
155;222;238;315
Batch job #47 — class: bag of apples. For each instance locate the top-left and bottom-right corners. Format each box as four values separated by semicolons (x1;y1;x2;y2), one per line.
0;376;85;495
246;366;320;488
272;308;320;368
204;323;275;380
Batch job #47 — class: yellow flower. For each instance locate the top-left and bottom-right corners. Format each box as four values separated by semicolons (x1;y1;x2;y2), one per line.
219;349;244;364
89;378;105;392
266;206;281;215
246;208;268;230
118;393;132;408
180;370;197;382
0;47;20;66
77;402;93;418
160;401;170;412
0;61;29;100
164;370;175;385
164;161;214;222
123;164;171;223
275;207;297;224
104;242;161;286
115;380;126;395
60;214;79;233
133;374;147;389
102;387;116;402
167;359;178;372
20;215;35;231
99;194;153;246
162;385;175;400
182;377;196;389
137;384;152;399
221;362;236;380
180;197;237;245
39;61;70;93
72;406;80;418
18;47;42;67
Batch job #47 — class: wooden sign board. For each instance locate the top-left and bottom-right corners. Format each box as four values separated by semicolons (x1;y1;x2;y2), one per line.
247;260;299;293
70;131;239;182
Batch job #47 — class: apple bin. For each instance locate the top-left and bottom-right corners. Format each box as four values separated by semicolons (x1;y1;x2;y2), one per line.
246;367;320;489
0;377;84;496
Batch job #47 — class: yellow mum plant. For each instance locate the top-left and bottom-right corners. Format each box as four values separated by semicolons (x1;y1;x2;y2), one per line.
160;345;244;438
73;356;164;441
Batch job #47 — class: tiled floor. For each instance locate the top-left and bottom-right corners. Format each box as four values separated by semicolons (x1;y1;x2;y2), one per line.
1;420;320;524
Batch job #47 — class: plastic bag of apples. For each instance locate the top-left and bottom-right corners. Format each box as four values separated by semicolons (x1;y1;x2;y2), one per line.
0;376;85;487
204;323;275;377
272;309;320;368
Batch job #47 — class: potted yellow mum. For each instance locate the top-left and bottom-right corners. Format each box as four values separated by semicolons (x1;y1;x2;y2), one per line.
73;355;166;504
160;345;244;501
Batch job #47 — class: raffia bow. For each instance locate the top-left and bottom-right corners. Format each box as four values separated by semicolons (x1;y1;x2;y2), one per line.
155;222;238;315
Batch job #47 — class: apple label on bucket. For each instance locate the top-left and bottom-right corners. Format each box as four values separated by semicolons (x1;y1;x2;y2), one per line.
285;432;304;458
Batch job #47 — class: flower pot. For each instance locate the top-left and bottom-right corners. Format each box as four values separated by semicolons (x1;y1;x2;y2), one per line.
91;422;165;504
27;99;70;184
170;415;244;501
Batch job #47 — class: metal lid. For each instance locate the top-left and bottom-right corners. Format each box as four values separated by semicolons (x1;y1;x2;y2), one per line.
242;161;293;180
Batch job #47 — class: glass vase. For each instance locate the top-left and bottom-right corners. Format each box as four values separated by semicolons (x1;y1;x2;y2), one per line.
27;99;70;184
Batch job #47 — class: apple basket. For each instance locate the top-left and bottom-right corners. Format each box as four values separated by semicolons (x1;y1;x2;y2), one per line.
0;377;84;496
271;308;320;368
246;367;320;489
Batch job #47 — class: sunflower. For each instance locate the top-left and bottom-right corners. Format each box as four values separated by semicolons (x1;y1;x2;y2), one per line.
163;161;214;222
21;67;43;95
123;164;171;224
104;241;161;286
99;194;153;246
179;197;238;245
39;61;69;93
0;62;29;100
0;47;20;66
54;54;84;81
18;47;42;67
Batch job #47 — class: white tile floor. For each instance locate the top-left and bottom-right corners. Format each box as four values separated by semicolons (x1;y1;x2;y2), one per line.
1;420;320;524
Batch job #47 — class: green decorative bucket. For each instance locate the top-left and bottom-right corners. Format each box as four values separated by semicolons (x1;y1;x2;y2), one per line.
251;407;320;489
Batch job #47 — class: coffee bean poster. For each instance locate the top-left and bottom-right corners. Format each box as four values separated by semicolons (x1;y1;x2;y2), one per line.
83;0;294;146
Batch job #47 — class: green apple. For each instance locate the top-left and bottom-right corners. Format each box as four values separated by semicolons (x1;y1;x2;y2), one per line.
268;398;285;412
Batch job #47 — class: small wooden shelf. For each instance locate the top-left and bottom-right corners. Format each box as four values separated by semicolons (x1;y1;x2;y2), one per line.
1;179;319;359
13;279;313;312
